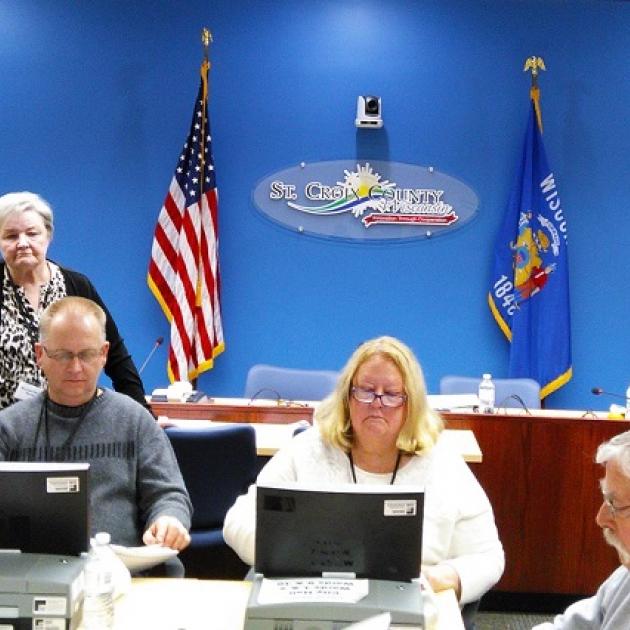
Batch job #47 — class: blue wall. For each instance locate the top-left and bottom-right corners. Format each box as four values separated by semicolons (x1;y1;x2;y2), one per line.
1;0;628;410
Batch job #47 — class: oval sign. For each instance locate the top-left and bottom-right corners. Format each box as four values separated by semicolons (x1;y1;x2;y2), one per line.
252;160;479;242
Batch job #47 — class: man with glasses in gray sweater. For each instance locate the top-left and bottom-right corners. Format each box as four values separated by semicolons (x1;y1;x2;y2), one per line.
0;296;191;555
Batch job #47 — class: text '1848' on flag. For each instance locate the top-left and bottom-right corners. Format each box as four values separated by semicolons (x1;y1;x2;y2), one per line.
148;59;224;383
488;96;571;399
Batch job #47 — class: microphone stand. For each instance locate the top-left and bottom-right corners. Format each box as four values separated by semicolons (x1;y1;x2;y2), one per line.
139;337;164;375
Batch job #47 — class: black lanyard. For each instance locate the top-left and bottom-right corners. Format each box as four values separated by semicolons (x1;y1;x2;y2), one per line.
33;391;99;457
348;450;402;485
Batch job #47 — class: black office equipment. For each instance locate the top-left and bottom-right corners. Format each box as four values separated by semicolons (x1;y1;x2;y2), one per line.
0;462;90;556
247;482;427;628
255;482;424;581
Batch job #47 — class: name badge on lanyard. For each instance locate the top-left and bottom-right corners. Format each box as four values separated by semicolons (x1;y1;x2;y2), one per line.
15;380;43;401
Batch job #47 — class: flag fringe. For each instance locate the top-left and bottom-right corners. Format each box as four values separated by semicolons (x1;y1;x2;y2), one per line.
487;293;512;341
540;366;573;399
166;341;225;384
147;274;174;323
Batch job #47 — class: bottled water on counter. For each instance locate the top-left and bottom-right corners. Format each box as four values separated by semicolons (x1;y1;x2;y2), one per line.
82;532;115;629
478;373;496;414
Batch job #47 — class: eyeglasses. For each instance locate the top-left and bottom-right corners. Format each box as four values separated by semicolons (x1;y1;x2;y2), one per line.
42;346;104;364
351;386;407;408
602;497;630;520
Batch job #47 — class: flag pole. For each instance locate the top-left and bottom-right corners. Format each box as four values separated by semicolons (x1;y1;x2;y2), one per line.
523;55;546;132
148;27;225;387
190;27;213;391
199;28;212;201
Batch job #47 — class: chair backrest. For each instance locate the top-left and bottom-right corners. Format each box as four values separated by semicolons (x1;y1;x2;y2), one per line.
165;425;258;530
244;364;339;401
439;375;541;409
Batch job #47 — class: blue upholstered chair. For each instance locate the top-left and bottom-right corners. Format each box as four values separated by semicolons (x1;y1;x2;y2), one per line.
165;424;258;579
244;364;339;401
439;375;541;410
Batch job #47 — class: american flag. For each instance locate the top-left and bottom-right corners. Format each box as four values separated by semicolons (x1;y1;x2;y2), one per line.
148;59;224;382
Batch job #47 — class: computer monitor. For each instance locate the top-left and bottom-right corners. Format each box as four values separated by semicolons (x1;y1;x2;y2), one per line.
255;482;424;582
0;462;90;556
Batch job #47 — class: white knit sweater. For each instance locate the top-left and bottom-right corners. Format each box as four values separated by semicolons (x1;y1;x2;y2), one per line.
223;427;504;604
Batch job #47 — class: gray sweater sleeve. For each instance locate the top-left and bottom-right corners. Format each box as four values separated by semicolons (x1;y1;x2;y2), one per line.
132;405;192;531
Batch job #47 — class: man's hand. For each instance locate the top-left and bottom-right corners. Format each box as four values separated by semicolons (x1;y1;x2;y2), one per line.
143;515;190;550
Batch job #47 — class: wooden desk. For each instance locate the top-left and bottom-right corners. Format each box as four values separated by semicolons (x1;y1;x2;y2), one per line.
444;410;629;597
107;578;463;629
151;397;314;424
155;398;482;462
160;418;481;462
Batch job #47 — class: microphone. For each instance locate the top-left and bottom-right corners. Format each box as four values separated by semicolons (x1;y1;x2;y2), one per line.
497;394;532;414
591;387;628;401
138;336;164;375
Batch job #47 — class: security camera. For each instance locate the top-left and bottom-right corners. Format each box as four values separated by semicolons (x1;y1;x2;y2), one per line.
355;95;383;128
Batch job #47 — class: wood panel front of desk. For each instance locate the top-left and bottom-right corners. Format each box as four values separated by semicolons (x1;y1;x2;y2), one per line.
150;401;314;424
444;412;628;596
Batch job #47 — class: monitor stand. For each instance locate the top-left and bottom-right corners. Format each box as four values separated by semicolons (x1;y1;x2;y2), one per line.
244;574;427;629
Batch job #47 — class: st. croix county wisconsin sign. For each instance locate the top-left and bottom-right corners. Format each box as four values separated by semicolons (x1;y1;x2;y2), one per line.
252;160;479;242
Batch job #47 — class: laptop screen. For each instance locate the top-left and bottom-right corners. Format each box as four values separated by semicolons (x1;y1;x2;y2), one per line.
0;462;90;556
255;482;424;582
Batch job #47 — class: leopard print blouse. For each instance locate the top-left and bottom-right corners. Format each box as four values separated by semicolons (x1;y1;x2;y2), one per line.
0;262;67;409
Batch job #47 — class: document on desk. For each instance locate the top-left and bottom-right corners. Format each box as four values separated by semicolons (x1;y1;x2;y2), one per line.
257;577;369;604
427;394;479;410
344;612;392;630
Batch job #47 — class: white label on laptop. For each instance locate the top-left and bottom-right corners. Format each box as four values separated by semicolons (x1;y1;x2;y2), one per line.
14;380;42;401
32;618;65;629
33;597;67;616
384;499;417;516
46;477;80;493
257;578;369;605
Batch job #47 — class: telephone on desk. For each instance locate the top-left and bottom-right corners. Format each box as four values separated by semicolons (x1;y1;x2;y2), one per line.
150;381;209;404
186;390;207;403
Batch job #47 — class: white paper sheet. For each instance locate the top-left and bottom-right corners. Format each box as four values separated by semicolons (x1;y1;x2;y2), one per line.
257;578;369;605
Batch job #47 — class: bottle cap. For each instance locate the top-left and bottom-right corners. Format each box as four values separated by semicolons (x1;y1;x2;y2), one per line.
94;532;111;545
482;373;491;379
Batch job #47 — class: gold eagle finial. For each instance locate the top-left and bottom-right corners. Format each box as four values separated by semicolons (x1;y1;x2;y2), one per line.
523;56;545;131
523;56;546;77
201;28;213;67
201;28;212;48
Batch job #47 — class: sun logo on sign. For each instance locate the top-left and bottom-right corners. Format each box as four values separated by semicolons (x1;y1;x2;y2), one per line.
338;163;396;217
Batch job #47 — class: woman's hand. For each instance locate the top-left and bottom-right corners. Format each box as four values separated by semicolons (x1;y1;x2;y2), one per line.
422;564;462;600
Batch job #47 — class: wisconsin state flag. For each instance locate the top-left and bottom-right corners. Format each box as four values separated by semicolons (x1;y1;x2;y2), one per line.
488;91;572;399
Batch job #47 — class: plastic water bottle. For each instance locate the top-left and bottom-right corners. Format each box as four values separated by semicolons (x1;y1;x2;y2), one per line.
625;384;630;420
82;532;115;629
478;373;495;414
